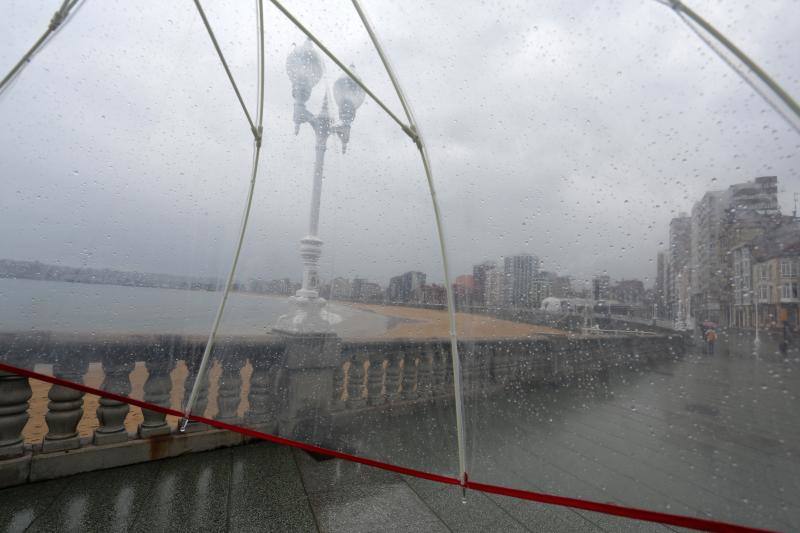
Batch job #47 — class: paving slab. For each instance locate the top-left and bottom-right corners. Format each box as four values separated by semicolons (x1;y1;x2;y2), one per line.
0;477;66;533
403;475;531;532
26;461;159;533
307;482;448;533
229;443;317;532
128;448;232;533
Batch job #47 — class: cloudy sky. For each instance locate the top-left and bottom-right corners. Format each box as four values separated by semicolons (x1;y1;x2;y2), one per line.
1;0;799;289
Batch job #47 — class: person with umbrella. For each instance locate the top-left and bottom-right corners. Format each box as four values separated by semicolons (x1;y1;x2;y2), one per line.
705;327;718;355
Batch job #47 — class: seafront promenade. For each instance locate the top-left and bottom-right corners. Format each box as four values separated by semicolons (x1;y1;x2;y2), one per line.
0;440;675;533
2;330;796;531
20;304;562;443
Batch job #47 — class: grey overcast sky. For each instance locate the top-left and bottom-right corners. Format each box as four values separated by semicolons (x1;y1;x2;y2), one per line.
1;0;799;288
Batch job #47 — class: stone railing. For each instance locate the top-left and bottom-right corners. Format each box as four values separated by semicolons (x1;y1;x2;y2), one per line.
0;331;685;487
466;305;676;334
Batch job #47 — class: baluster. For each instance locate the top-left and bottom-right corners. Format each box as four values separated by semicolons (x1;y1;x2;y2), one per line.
330;360;346;411
432;343;447;395
367;348;385;406
43;355;88;451
181;356;210;433
346;350;367;409
441;345;454;397
246;355;272;426
417;345;434;399
138;349;173;438
0;369;32;459
385;351;402;403
507;342;521;385
94;352;134;445
471;343;489;396
401;347;419;400
216;354;243;423
492;344;510;388
513;342;524;380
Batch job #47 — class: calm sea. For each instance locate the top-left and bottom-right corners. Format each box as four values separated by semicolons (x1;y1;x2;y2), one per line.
0;278;388;338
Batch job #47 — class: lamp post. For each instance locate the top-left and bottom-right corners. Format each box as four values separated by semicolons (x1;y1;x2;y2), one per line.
754;288;761;348
275;40;365;334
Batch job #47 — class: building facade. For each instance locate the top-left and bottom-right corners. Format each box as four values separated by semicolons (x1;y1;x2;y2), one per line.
503;254;539;308
733;221;800;330
690;177;780;325
668;215;691;323
485;265;504;307
472;261;495;306
387;271;426;303
592;275;611;301
453;274;474;308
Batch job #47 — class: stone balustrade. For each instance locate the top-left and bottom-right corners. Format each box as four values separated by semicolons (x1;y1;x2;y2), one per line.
0;332;684;487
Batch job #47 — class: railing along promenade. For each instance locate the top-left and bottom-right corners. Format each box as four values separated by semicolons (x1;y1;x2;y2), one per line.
0;331;685;488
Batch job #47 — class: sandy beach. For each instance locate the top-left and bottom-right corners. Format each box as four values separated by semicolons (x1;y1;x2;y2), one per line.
350;303;565;340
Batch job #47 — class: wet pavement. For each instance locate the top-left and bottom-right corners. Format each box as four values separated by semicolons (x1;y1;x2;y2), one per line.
322;330;799;532
1;330;796;532
0;441;683;533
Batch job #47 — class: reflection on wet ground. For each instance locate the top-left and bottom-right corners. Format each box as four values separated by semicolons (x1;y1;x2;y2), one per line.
0;442;681;533
334;331;799;532
2;331;796;532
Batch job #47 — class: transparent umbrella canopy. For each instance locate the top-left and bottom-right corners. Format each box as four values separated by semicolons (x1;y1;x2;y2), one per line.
1;1;798;531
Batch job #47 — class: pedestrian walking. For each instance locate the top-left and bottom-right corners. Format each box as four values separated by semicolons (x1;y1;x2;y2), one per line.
705;328;717;355
780;320;790;355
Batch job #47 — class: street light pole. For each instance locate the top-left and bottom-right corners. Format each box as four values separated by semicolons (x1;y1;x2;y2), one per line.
275;40;365;334
754;288;761;348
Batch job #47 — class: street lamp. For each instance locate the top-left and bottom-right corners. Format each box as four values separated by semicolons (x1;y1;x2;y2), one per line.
275;40;366;334
754;287;761;349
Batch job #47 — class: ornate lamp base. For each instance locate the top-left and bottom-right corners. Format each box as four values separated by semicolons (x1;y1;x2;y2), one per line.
273;295;341;335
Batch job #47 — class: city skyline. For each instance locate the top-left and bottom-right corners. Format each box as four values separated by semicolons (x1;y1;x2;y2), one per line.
2;1;799;289
656;174;800;329
4;169;796;318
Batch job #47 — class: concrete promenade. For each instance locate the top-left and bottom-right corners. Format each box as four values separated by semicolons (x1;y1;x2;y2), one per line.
313;330;798;532
0;330;795;532
0;441;681;533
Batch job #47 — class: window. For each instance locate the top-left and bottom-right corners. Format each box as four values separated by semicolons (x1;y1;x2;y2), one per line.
785;282;800;299
781;260;791;278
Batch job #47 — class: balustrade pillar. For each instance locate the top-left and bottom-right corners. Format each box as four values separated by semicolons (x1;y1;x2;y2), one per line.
492;346;511;387
0;369;32;459
216;355;243;423
401;348;419;400
367;350;385;406
385;352;402;403
346;350;367;409
432;344;447;396
416;345;434;399
330;361;345;411
43;356;88;451
94;353;134;445
470;344;490;396
138;351;173;438
182;359;210;433
509;342;523;383
246;355;275;427
440;346;454;398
